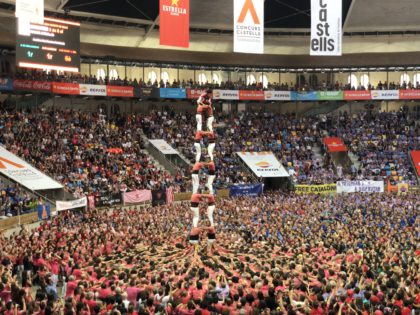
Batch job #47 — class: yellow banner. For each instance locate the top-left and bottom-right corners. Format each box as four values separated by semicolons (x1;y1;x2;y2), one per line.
295;184;336;195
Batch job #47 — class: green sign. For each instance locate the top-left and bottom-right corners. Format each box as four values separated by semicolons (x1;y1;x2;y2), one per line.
316;91;344;101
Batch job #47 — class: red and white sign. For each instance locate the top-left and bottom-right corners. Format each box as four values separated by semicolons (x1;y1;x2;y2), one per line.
123;190;152;204
106;86;134;97
371;90;399;100
187;89;206;99
411;151;420;176
52;82;80;95
79;84;107;96
343;91;371;100
239;90;265;100
213;90;239;100
13;80;52;92
399;90;420;100
160;0;189;48
323;137;348;152
264;91;292;101
234;0;264;54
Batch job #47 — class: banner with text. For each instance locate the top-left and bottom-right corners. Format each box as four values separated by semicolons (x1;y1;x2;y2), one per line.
0;78;13;91
295;183;336;194
292;91;318;101
230;183;263;198
106;86;134;97
52;82;80;95
371;90;399;100
160;0;189;48
213;90;240;100
264;91;292;101
56;197;87;212
0;146;63;191
187;89;206;99
399;90;420;100
236;151;289;178
79;84;107;96
160;88;187;99
344;90;371;100
337;180;384;193
310;0;342;56
323;137;347;152
410;151;420;176
13;80;52;92
316;91;343;100
149;139;179;155
239;90;264;100
123;190;152;204
234;0;264;54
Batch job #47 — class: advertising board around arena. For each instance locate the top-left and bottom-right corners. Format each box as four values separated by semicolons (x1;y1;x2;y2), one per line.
410;151;420;176
0;78;13;91
56;197;87;212
159;88;187;99
106;86;134;97
14;80;52;92
139;87;159;99
316;91;344;101
371;90;399;100
336;180;384;193
0;146;63;191
213;90;239;100
264;91;292;101
344;90;371;100
79;84;107;96
52;82;80;95
229;183;263;198
239;90;265;101
399;90;420;100
295;184;336;195
149;139;179;155
292;91;318;101
236;152;289;178
187;89;206;99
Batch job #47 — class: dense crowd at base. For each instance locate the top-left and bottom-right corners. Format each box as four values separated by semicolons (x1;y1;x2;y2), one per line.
13;69;420;92
0;192;418;315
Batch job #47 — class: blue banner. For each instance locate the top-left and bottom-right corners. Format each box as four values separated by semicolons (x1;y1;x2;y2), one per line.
229;184;263;198
159;88;187;99
0;78;13;91
291;91;318;101
37;204;51;220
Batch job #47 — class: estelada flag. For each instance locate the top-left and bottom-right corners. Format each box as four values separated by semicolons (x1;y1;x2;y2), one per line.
160;0;189;48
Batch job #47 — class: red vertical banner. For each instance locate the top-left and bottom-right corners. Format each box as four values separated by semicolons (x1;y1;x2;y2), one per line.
160;0;190;48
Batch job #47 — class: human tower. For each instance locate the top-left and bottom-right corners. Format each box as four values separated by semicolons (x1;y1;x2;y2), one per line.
189;90;216;246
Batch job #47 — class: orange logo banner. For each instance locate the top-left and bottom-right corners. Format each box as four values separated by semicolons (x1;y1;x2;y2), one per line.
0;157;25;169
238;0;260;24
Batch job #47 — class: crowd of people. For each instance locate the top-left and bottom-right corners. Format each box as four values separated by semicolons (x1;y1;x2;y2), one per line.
332;111;420;185
12;69;420;92
0;110;174;198
0;192;418;314
0;180;38;218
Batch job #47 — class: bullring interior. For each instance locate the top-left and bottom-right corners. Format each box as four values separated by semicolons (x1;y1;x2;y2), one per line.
0;1;418;315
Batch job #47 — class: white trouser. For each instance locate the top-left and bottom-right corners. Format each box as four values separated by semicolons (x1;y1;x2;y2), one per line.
207;116;214;131
190;207;199;228
192;174;200;194
207;143;215;161
196;114;202;131
206;175;216;194
207;205;215;227
194;143;201;162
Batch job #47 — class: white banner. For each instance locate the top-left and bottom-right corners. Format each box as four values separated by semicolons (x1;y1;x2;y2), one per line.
56;197;87;212
79;84;107;96
310;0;342;56
337;180;384;193
16;0;44;24
149;139;179;155
264;91;292;101
237;151;289;178
234;0;264;54
371;90;399;100
213;90;240;100
0;146;63;191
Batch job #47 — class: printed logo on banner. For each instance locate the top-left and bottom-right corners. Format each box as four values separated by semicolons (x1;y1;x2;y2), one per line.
213;90;240;100
264;91;291;101
79;84;107;96
371;90;399;100
310;0;342;56
255;161;271;168
160;0;189;48
234;0;264;54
